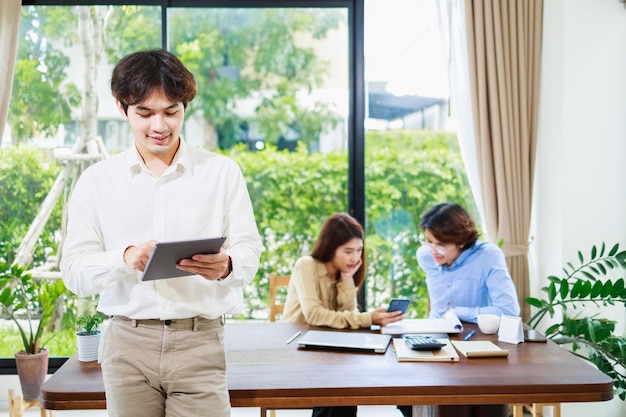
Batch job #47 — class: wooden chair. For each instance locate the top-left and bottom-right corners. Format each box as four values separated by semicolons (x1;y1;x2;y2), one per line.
262;273;291;417
268;273;291;322
510;403;561;417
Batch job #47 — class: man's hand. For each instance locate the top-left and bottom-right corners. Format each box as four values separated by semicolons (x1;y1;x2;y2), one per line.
124;240;158;271
177;248;231;281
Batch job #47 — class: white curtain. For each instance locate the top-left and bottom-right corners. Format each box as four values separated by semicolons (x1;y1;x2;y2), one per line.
438;0;543;321
437;0;486;232
0;0;21;145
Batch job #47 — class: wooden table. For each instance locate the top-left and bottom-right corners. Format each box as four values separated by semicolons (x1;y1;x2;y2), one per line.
40;321;613;411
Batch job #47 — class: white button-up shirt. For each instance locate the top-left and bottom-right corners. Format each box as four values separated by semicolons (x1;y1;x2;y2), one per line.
60;140;263;320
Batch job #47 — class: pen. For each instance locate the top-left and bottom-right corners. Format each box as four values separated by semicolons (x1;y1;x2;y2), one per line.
286;331;302;345
464;330;476;341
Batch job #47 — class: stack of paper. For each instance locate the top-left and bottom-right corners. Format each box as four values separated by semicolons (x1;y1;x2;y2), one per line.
392;338;459;362
450;340;509;358
381;310;463;335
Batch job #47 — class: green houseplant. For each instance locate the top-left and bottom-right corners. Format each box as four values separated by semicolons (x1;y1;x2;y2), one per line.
0;262;66;401
75;312;105;362
525;242;626;400
77;312;105;336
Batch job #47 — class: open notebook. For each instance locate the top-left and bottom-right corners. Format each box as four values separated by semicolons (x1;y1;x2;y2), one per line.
392;338;459;362
297;330;392;354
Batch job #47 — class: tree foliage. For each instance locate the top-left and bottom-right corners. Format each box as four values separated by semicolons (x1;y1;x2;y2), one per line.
8;7;81;144
104;6;343;149
0;145;62;266
12;6;343;149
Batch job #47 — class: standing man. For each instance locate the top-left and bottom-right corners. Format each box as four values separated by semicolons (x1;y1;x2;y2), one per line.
61;49;263;417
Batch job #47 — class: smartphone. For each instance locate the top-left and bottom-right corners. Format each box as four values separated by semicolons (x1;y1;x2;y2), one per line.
387;299;410;314
524;329;547;343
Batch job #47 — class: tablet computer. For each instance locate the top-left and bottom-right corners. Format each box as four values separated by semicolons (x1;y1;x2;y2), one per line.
141;236;227;281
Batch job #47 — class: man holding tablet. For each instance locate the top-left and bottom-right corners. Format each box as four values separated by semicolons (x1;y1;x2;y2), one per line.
60;49;262;417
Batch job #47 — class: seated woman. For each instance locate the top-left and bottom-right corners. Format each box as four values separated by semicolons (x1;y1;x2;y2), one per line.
281;212;404;417
401;203;520;417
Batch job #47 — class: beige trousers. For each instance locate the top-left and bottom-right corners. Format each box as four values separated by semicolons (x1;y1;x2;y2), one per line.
100;315;229;417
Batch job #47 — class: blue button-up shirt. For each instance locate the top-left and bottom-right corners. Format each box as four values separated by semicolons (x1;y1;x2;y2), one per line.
416;241;520;323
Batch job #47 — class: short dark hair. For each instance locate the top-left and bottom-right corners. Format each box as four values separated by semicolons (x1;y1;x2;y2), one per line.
419;203;479;249
111;49;197;113
310;213;366;288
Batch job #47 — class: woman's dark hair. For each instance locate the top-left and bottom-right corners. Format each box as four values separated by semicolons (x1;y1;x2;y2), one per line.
111;49;197;113
310;213;366;288
419;203;479;250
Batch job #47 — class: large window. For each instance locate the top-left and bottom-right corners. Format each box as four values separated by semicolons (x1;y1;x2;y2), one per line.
2;1;475;340
363;0;476;316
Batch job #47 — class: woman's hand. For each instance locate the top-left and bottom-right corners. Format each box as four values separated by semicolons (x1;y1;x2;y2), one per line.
371;307;404;326
339;258;362;282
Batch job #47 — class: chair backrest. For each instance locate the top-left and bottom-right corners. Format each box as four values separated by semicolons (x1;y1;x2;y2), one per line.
269;273;291;322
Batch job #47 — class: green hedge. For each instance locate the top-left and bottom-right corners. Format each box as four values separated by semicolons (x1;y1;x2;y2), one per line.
229;129;475;319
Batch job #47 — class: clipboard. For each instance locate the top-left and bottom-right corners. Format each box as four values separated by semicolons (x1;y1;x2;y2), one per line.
141;236;226;281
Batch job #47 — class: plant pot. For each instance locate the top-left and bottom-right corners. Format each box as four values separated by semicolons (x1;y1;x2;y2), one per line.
76;331;102;362
14;349;48;402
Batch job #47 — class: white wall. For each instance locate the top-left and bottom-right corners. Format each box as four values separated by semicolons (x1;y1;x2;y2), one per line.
532;0;626;416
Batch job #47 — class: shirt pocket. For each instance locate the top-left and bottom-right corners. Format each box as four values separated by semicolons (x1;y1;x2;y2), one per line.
178;205;218;237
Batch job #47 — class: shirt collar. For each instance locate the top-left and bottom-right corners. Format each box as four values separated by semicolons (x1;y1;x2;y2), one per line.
125;138;192;176
441;241;485;271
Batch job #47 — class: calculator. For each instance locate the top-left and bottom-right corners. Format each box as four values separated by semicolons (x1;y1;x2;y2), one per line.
403;336;447;351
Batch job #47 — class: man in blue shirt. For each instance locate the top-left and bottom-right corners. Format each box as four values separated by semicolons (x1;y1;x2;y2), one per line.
398;203;520;417
417;204;520;323
417;203;520;322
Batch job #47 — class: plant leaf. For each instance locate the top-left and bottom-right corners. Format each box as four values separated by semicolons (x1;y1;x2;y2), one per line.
582;271;596;281
525;297;543;308
559;279;569;300
611;278;624;299
591;280;603;298
580;281;592;298
570;280;582;298
548;282;557;302
601;280;613;298
547;275;561;284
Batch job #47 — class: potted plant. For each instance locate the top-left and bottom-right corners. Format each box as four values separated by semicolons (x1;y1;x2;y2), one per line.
525;242;626;401
75;311;105;362
0;262;66;401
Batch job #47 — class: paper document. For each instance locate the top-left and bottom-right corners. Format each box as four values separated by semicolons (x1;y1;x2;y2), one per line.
381;310;463;335
451;340;509;358
392;338;459;362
